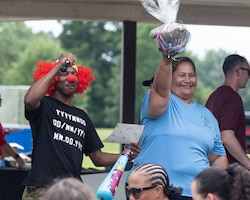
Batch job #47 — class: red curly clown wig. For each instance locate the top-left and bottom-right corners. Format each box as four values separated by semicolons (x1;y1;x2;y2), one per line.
34;61;95;96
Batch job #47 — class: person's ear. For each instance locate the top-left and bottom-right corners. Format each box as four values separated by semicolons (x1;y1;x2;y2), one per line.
155;185;163;198
235;67;241;76
206;193;217;200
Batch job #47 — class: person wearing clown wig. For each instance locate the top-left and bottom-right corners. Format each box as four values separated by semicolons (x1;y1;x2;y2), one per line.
22;53;139;199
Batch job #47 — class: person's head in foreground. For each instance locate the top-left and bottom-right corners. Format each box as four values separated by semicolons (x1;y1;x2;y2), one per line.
191;163;250;200
127;163;182;200
41;177;96;200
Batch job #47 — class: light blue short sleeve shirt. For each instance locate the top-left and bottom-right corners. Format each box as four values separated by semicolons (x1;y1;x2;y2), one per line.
128;91;226;197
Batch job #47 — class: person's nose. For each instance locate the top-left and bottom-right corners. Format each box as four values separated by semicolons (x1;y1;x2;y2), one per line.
184;74;192;82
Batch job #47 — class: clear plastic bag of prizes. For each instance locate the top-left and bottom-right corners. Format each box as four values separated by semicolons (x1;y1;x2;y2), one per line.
139;0;191;56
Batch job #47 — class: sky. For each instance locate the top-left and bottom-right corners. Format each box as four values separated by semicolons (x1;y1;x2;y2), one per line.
25;20;250;60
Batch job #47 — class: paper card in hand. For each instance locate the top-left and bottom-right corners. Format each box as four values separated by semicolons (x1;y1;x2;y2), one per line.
103;123;144;144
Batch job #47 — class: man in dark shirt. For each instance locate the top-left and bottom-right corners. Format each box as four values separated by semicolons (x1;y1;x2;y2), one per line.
22;53;139;199
206;54;250;168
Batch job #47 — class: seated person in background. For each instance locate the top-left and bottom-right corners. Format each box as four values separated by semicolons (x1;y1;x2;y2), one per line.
191;163;250;200
126;163;182;200
0;94;25;168
0;126;25;168
41;177;96;200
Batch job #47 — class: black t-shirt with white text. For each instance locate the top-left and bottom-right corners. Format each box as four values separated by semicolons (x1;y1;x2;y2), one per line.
23;96;104;187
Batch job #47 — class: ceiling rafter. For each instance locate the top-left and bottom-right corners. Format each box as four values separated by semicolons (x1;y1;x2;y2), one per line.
0;1;249;26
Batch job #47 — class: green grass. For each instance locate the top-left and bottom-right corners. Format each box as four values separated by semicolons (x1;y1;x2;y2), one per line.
82;128;120;170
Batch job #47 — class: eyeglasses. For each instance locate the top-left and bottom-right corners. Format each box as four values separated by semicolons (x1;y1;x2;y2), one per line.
240;67;250;76
125;185;157;199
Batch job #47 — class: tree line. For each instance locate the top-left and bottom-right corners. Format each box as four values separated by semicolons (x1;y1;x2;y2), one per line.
0;21;249;128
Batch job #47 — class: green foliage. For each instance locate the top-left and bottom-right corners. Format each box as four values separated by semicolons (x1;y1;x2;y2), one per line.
104;61;121;126
1;21;249;128
0;22;33;84
0;21;64;85
134;23;162;121
195;49;229;89
193;49;230;105
4;35;64;85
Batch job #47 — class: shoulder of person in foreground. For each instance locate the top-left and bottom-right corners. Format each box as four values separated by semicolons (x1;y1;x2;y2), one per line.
192;163;250;200
42;177;97;200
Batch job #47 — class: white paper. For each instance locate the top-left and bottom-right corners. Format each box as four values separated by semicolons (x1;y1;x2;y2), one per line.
103;123;144;144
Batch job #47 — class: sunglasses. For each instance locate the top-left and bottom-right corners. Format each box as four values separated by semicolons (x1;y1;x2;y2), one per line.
240;67;250;76
125;185;157;199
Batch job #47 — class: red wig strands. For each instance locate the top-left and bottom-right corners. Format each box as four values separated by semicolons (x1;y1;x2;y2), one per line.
34;61;95;96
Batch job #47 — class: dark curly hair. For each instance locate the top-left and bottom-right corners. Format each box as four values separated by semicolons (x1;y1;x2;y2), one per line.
193;163;250;200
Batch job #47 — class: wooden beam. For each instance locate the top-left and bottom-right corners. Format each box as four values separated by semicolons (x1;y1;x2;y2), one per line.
0;1;250;26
